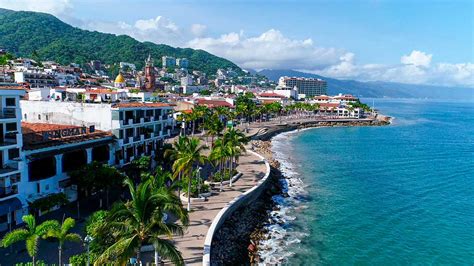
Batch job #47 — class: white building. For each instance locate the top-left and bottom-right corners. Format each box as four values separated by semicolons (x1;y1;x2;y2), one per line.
176;58;189;69
0;86;26;231
20;123;115;216
20;101;175;165
278;76;327;97
180;75;193;86
14;71;57;88
182;85;208;94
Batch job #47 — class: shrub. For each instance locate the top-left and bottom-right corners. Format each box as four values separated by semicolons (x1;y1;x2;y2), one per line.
182;178;210;198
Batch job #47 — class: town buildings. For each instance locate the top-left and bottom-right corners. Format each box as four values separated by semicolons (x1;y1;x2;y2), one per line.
162;56;176;68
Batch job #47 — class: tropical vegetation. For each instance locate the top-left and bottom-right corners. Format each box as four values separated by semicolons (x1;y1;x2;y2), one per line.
0;8;241;76
1;215;63;265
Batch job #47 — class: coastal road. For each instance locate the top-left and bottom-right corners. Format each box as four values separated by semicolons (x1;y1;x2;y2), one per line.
153;147;267;265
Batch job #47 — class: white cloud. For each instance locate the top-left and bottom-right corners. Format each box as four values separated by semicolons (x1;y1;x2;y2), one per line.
0;0;72;16
314;51;473;87
187;29;344;70
191;24;207;37
81;16;185;47
400;50;432;67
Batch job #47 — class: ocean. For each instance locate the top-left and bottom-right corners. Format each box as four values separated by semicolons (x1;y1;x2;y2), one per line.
260;99;474;265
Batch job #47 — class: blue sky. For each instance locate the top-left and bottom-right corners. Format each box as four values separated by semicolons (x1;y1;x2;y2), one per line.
1;0;473;87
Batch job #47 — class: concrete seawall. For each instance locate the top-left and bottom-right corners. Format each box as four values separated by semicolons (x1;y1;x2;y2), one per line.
202;150;271;265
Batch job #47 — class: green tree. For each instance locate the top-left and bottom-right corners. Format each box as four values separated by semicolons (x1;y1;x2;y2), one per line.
45;217;82;266
171;137;207;211
1;215;57;265
96;178;188;265
223;128;248;187
210;137;230;192
203;114;224;146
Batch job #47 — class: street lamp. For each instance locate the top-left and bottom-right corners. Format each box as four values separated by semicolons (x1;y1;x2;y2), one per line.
84;235;94;266
197;166;202;197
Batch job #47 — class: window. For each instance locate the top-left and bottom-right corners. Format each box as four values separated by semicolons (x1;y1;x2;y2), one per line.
24;114;27;120
6;123;17;132
5;98;16;107
45;115;49;121
38;114;41;120
111;110;120;120
8;149;19;160
0;215;7;224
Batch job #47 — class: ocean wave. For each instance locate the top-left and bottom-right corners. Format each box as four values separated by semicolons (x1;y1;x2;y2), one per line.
257;130;310;264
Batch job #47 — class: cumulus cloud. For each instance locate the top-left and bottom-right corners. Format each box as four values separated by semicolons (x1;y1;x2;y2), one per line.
314;50;473;87
187;29;344;70
81;16;185;47
191;24;207;37
0;0;72;15
400;50;432;67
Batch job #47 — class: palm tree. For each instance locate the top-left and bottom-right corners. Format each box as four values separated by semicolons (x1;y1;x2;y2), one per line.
204;114;224;146
210;137;230;192
45;217;82;266
172;137;207;211
1;215;57;265
193;105;210;135
223;128;248;187
96;178;188;265
165;136;189;197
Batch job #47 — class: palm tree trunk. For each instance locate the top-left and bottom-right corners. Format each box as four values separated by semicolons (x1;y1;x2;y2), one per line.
229;156;234;187
32;256;36;266
187;168;192;211
137;244;141;265
219;158;224;192
59;245;62;266
154;245;161;266
192;120;196;136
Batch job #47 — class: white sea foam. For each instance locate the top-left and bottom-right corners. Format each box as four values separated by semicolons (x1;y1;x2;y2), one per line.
257;129;311;264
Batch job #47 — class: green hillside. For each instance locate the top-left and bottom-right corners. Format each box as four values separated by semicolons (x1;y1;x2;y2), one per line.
0;8;241;75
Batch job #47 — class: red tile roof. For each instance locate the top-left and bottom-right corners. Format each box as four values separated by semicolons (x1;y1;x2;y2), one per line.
318;103;340;109
85;89;120;94
112;102;172;108
314;95;330;99
196;99;233;108
0;86;26;91
259;92;285;98
22;122;113;150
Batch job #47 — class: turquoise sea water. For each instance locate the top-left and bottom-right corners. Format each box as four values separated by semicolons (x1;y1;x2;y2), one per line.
265;99;474;265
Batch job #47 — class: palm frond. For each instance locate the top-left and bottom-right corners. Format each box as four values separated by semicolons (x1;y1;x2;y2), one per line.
1;229;29;247
152;238;184;266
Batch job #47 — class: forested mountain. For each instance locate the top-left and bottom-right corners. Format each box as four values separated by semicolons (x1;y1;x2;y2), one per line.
0;8;240;75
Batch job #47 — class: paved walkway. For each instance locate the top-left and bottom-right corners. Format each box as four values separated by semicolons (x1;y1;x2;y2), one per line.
160;149;267;265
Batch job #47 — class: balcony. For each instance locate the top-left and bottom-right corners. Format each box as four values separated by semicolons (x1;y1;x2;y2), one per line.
0;108;16;119
0;132;19;147
0;185;18;198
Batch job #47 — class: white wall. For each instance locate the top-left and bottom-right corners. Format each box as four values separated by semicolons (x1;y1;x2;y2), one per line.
21;101;113;131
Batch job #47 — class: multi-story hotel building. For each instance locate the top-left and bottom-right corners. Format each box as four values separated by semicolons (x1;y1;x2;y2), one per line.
14;71;57;88
0;86;26;231
20;101;175;165
278;76;327;97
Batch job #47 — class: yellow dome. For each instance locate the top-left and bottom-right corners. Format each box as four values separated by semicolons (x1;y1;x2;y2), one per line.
115;73;125;83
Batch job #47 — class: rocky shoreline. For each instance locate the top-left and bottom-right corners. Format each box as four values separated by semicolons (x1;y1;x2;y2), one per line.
210;118;391;264
209;162;282;264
